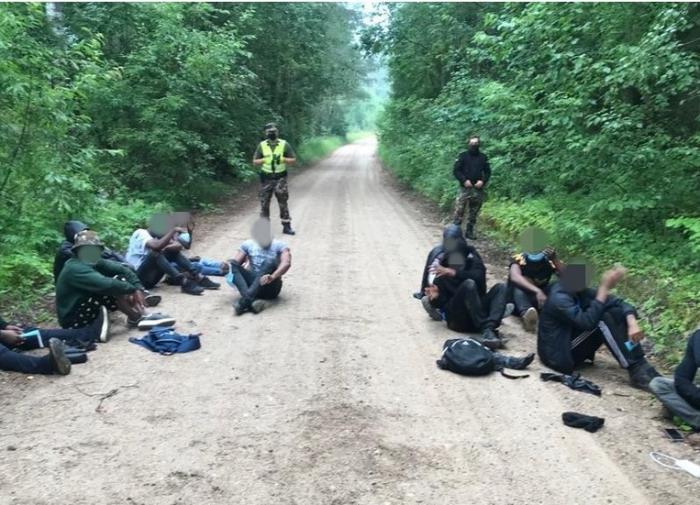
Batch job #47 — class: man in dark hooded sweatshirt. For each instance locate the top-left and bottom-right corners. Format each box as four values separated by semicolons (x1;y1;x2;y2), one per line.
537;263;660;391
54;220;130;282
452;135;491;240
419;225;508;349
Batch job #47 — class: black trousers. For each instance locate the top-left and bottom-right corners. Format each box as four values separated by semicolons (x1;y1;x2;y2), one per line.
570;307;645;369
230;259;282;307
0;344;54;374
508;282;550;316
439;278;507;333
137;250;197;289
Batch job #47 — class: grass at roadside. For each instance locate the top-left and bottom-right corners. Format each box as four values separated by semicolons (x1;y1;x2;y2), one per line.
297;136;346;166
346;130;375;143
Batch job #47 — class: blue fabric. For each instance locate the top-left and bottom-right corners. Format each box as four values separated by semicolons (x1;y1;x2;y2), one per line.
170;258;224;276
129;326;201;355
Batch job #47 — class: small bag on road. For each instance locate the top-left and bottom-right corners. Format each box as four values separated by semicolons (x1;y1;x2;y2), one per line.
437;338;532;379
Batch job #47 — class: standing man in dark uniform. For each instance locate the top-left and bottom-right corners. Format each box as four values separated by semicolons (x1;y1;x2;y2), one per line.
452;135;491;240
253;123;297;236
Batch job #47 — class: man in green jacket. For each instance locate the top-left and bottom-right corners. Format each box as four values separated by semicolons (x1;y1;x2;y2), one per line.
55;230;176;332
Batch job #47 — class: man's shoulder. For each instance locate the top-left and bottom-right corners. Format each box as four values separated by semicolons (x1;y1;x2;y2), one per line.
273;239;289;252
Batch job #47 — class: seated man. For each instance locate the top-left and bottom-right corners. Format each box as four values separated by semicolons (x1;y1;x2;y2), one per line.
650;330;700;430
168;222;228;278
126;214;219;295
421;224;508;349
228;218;291;315
508;247;562;332
0;325;71;375
537;263;660;391
54;220;131;282
1;308;109;349
56;230;175;331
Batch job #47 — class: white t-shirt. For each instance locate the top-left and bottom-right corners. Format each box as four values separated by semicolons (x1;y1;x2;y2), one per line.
126;229;154;270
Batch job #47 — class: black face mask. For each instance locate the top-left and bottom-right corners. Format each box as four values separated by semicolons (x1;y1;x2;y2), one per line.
468;145;480;153
267;131;278;140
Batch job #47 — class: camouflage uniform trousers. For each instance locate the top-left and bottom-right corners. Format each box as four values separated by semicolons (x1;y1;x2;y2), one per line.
259;176;291;224
452;186;485;228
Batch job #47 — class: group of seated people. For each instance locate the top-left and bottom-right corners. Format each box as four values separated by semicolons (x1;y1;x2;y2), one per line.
418;225;700;431
1;215;291;377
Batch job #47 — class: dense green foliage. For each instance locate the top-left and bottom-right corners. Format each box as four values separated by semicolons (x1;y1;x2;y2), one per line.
0;2;364;310
368;3;700;362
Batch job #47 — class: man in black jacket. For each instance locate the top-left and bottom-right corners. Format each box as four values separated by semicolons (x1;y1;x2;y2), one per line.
650;330;700;429
452;136;491;240
537;263;660;391
420;225;508;349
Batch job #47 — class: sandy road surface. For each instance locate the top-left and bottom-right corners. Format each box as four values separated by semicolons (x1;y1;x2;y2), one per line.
0;139;697;504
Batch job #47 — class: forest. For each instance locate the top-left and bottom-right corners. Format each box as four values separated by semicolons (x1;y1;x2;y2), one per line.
0;2;369;311
366;3;700;362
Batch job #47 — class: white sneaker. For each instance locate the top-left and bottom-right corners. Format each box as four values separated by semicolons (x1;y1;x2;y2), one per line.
522;307;539;333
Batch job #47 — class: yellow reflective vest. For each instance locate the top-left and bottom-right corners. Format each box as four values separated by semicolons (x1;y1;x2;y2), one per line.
259;139;287;174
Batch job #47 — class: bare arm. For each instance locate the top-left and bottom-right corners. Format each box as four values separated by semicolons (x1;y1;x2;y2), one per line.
270;249;291;280
509;263;544;295
145;228;182;252
232;250;247;264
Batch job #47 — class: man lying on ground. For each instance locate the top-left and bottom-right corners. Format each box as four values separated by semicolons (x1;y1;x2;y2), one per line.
508;247;562;332
229;218;291;316
650;330;700;430
537;262;660;391
126;214;219;296
56;230;175;332
420;224;508;349
54;220;131;282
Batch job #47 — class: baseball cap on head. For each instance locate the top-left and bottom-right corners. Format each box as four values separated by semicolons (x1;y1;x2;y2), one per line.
71;230;104;251
264;122;278;131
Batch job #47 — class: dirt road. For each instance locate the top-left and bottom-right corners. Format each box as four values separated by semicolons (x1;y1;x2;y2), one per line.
1;139;697;504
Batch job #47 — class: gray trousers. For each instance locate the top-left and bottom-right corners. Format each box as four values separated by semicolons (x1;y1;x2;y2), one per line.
650;377;700;429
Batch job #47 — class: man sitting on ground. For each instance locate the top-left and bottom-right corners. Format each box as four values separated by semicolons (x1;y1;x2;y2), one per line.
537;262;660;391
56;230;175;331
420;224;508;349
54;220;131;282
508;247;562;332
229;218;291;315
1;321;71;375
650;330;700;430
126;214;219;295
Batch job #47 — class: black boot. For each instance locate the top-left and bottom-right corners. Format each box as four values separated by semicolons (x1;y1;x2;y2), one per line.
181;278;204;296
465;223;476;240
493;352;535;370
628;359;661;392
476;327;502;350
282;223;296;235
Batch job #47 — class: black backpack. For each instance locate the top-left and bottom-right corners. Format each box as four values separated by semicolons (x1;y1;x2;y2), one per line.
436;338;494;375
436;338;529;379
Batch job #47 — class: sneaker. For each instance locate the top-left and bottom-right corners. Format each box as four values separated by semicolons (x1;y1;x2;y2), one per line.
412;291;423;300
421;296;442;321
629;360;661;392
181;279;204;296
132;313;176;331
48;338;72;375
504;302;515;318
522;307;539;333
165;275;184;286
144;294;161;307
251;300;267;314
234;301;249;316
282;223;296;235
96;305;110;343
198;276;220;290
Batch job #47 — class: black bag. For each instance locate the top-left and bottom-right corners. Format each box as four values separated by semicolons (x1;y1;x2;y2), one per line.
436;338;495;376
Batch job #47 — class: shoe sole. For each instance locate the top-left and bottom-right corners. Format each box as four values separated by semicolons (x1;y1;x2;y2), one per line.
144;295;161;307
99;306;110;343
137;318;176;331
522;308;538;333
49;339;72;375
421;297;442;321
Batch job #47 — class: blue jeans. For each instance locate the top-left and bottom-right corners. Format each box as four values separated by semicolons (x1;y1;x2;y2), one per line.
0;343;54;374
170;258;224;276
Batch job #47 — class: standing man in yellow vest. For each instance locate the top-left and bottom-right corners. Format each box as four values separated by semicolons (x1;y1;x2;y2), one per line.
253;123;297;235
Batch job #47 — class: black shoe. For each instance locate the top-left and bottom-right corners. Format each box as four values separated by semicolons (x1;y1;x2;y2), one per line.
144;293;161;307
198;276;220;290
477;328;502;350
48;338;72;375
67;352;88;365
495;352;535;370
629;360;661;392
282;223;296;235
413;291;423;300
421;296;442;321
181;279;204;295
234;300;251;316
165;275;184;286
251;300;267;314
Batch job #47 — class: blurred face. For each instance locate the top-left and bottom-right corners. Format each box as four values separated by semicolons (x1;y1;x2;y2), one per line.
560;263;592;294
252;218;273;248
77;245;102;265
444;236;459;253
266;127;279;140
468;137;480;149
148;214;169;237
